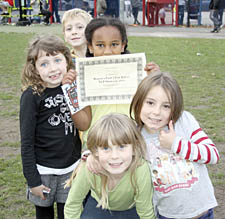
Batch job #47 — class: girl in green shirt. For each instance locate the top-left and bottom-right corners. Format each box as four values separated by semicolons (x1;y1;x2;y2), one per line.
64;113;155;219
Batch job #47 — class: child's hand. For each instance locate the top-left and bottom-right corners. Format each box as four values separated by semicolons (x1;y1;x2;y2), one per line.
144;62;160;75
86;154;103;175
159;120;176;150
62;69;77;85
30;185;51;200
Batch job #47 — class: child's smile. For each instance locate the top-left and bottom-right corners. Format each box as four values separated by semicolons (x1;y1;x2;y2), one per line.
97;144;133;179
49;73;61;80
35;51;67;88
148;118;162;125
140;85;171;134
64;17;87;48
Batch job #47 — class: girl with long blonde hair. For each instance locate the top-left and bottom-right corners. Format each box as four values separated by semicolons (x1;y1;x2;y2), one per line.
64;113;155;219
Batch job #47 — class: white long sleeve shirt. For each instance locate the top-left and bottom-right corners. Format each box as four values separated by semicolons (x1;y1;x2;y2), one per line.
142;111;219;219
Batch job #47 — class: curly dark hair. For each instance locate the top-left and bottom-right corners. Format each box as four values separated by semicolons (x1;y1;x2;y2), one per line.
22;34;74;94
85;17;130;57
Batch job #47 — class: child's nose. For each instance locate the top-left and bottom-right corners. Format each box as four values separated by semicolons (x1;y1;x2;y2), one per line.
111;149;119;159
72;30;77;35
104;46;113;55
153;105;161;114
50;63;57;71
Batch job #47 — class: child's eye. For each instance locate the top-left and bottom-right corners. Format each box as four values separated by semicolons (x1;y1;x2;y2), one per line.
146;101;154;105
96;44;104;48
55;58;62;63
112;43;119;47
40;62;47;67
66;27;72;31
102;146;109;151
119;145;125;149
78;25;84;29
164;104;171;109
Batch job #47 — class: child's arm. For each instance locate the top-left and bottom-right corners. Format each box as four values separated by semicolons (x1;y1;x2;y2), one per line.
20;89;51;198
135;161;156;219
64;163;91;219
80;151;104;175
86;153;104;174
159;111;219;164
144;62;160;75
62;69;92;131
71;106;92;131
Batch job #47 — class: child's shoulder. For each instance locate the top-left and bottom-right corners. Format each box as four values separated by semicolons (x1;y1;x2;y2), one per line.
73;161;99;187
176;110;198;126
136;159;150;174
77;161;96;178
134;159;152;183
180;110;195;119
21;86;35;98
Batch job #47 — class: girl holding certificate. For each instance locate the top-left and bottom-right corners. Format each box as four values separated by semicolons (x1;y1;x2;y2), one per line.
62;17;160;148
64;113;155;219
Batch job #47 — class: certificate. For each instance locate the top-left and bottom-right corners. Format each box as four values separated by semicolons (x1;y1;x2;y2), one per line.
76;53;146;105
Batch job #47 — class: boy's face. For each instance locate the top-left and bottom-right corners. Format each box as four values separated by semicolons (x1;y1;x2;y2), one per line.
64;16;87;49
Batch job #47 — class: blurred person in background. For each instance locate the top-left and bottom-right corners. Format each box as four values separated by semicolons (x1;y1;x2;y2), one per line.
218;0;225;28
124;0;132;17
30;0;52;25
0;0;13;15
52;0;61;23
209;0;223;32
0;0;13;23
178;0;185;25
131;0;141;25
97;0;107;17
104;0;119;18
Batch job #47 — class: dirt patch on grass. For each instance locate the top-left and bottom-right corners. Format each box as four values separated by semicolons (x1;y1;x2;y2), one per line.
0;146;20;159
0;116;20;146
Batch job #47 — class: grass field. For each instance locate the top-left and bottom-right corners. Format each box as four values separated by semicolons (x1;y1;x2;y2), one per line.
0;29;224;218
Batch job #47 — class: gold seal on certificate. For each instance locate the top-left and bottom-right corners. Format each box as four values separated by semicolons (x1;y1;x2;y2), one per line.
76;53;146;105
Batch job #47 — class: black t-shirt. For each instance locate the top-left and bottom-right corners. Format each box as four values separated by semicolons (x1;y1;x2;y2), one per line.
20;86;81;187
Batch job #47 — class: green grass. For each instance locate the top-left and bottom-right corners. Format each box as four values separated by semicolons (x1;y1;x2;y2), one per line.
0;31;224;218
0;156;34;218
129;37;225;142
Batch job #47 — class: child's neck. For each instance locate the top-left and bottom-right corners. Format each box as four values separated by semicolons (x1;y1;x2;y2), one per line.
108;173;125;191
72;44;87;58
144;125;167;135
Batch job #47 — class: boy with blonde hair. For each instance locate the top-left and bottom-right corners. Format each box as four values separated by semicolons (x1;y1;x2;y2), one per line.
62;8;92;61
62;9;92;145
